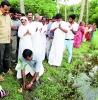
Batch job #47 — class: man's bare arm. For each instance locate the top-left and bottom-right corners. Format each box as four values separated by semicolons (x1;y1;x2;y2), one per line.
21;70;26;88
50;28;57;33
25;72;39;90
71;29;77;35
30;72;39;84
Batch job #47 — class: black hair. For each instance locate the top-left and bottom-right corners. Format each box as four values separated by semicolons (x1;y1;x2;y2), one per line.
80;22;82;25
1;1;10;7
9;8;17;14
42;16;48;20
55;13;62;19
16;10;21;14
21;13;25;16
22;49;33;59
52;16;56;19
69;14;76;20
26;12;32;15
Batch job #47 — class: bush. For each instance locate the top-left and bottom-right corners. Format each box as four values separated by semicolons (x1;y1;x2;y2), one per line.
91;30;98;49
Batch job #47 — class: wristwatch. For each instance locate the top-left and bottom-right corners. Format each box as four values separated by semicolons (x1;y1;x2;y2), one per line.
30;82;33;85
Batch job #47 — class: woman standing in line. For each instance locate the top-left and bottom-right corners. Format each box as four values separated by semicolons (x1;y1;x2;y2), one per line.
18;17;33;59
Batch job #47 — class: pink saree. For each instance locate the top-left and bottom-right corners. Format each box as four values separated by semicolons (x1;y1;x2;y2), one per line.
74;26;85;48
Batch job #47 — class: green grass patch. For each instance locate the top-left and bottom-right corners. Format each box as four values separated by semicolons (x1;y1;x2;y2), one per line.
1;37;98;100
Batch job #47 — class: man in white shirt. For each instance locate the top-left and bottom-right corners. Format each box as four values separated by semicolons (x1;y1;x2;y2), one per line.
41;16;48;60
64;14;78;63
48;13;69;68
31;14;43;60
26;12;33;23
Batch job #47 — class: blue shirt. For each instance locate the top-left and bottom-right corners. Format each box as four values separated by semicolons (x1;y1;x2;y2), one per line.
11;19;21;36
47;22;54;38
21;54;42;72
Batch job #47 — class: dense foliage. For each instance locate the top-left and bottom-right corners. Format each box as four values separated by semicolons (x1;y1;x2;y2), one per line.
60;0;98;24
1;0;57;18
0;0;98;24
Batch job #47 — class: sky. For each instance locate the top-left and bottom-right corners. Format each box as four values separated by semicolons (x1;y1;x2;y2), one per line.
60;0;82;5
67;0;82;5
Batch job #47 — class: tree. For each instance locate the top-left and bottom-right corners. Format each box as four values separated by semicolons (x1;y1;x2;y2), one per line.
78;0;86;22
57;0;60;13
64;0;67;21
89;0;98;26
20;0;25;13
7;0;57;18
86;0;89;24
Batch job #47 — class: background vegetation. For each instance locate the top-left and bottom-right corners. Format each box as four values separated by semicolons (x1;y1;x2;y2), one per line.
0;30;98;100
0;0;98;100
0;0;98;24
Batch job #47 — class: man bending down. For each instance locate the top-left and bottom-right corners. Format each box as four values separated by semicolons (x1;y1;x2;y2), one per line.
15;49;44;90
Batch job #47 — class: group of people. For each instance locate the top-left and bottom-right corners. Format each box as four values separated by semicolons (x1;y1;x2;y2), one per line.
0;0;97;96
74;22;96;48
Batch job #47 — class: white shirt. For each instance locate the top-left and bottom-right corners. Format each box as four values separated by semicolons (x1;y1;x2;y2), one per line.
41;24;48;35
65;22;78;39
21;54;42;72
30;21;43;37
50;21;69;40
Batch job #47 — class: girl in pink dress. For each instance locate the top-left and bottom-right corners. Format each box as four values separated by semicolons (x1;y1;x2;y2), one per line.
74;22;85;48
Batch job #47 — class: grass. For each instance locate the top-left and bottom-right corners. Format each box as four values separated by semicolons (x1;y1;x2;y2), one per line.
0;32;98;100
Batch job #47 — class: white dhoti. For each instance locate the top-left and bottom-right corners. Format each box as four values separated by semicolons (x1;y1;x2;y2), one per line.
32;31;43;59
48;39;65;66
15;63;44;80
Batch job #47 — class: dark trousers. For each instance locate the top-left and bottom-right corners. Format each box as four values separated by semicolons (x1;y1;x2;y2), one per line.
16;36;20;62
0;43;11;73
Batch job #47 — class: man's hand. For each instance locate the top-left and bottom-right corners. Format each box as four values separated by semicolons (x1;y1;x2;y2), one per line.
11;26;18;30
11;26;15;30
50;27;57;33
25;82;33;90
36;27;38;32
70;28;73;31
25;72;39;90
59;24;61;29
59;24;68;33
10;34;13;40
70;29;77;35
14;26;18;30
39;28;42;32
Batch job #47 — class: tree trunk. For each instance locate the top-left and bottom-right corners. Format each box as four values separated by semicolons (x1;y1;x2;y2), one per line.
86;0;89;24
79;0;86;22
20;0;25;14
57;0;60;13
64;0;67;21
